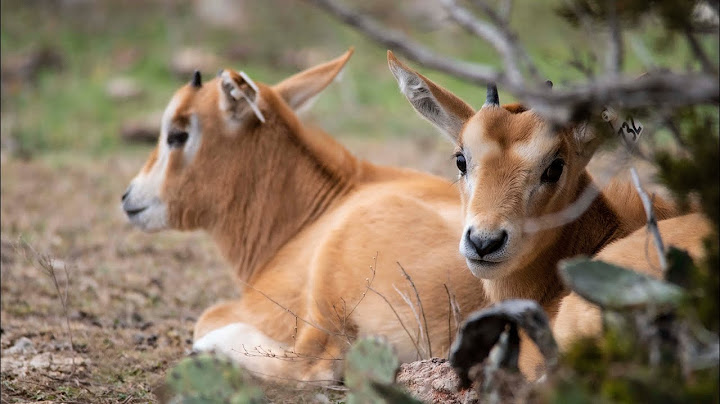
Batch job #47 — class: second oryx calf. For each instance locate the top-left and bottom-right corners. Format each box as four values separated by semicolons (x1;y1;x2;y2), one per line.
387;51;677;378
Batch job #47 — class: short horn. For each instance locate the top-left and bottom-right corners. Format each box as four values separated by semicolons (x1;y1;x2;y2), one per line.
191;70;202;88
485;83;499;107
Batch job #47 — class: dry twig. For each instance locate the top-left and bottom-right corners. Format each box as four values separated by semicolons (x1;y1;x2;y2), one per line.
629;167;668;271
397;262;432;358
18;239;77;376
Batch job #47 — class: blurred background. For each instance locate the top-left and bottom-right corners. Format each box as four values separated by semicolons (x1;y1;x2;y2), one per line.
0;0;710;402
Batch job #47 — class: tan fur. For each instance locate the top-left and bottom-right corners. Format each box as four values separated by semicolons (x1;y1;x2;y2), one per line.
552;213;712;351
387;51;680;380
126;50;488;383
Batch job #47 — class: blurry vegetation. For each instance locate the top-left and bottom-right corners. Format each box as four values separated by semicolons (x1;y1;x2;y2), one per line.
535;1;720;403
0;0;711;157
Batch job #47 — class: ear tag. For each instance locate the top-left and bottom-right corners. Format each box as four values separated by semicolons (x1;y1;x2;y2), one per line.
602;107;643;144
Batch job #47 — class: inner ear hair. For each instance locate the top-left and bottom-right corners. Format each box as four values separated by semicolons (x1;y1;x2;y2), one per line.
220;70;266;123
502;103;528;114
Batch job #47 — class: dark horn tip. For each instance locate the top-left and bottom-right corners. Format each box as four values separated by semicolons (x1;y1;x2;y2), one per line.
191;70;202;88
545;80;553;89
486;82;499;106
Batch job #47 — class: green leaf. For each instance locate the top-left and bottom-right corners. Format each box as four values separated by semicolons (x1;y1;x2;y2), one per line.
165;353;266;404
560;257;687;310
344;337;405;404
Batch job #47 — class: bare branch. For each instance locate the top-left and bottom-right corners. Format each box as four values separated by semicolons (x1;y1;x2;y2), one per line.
683;28;717;74
440;0;524;86
497;0;513;22
303;0;499;83
306;0;718;125
630;167;668;272
468;0;539;80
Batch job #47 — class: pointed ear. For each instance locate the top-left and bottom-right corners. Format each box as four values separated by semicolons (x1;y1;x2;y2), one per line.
218;69;266;124
572;121;603;164
387;51;475;143
273;48;354;111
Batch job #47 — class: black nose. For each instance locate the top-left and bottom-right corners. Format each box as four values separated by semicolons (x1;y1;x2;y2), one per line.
121;187;130;202
468;228;508;257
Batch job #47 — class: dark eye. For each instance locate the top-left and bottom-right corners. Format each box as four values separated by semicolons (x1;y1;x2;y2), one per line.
455;153;467;175
541;158;564;183
167;130;189;148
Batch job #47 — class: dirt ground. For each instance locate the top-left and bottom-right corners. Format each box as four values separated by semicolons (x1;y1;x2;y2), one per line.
0;135;665;403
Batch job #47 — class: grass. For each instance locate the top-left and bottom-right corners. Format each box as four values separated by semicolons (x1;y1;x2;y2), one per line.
2;0;715;157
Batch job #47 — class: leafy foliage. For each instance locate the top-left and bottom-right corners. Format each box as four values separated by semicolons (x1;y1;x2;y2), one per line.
165;353;266;404
344;337;421;404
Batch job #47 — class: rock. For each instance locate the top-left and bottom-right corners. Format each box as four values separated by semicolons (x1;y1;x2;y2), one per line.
313;393;331;404
133;333;145;345
396;358;478;403
4;336;35;355
105;76;144;101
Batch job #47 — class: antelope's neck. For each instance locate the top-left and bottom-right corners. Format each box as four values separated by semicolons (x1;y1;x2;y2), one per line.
210;121;368;283
483;173;626;310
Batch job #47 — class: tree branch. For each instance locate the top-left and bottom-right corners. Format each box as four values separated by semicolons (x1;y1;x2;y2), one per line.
303;0;500;83
306;0;718;125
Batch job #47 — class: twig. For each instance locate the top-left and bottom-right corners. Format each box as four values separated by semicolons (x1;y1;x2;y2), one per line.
683;27;717;74
366;284;423;360
18;239;77;376
440;0;524;86
468;0;539;80
345;252;378;319
392;284;425;357
568;48;596;79
629;167;668;271
236;279;340;340
303;0;500;83
444;285;452;353
497;0;513;22
397;262;432;358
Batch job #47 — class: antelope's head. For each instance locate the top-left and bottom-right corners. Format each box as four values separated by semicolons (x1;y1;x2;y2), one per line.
121;49;354;232
388;52;600;279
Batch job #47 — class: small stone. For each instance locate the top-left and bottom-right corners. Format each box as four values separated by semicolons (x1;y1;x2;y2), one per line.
4;337;35;355
313;393;331;403
133;334;145;345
